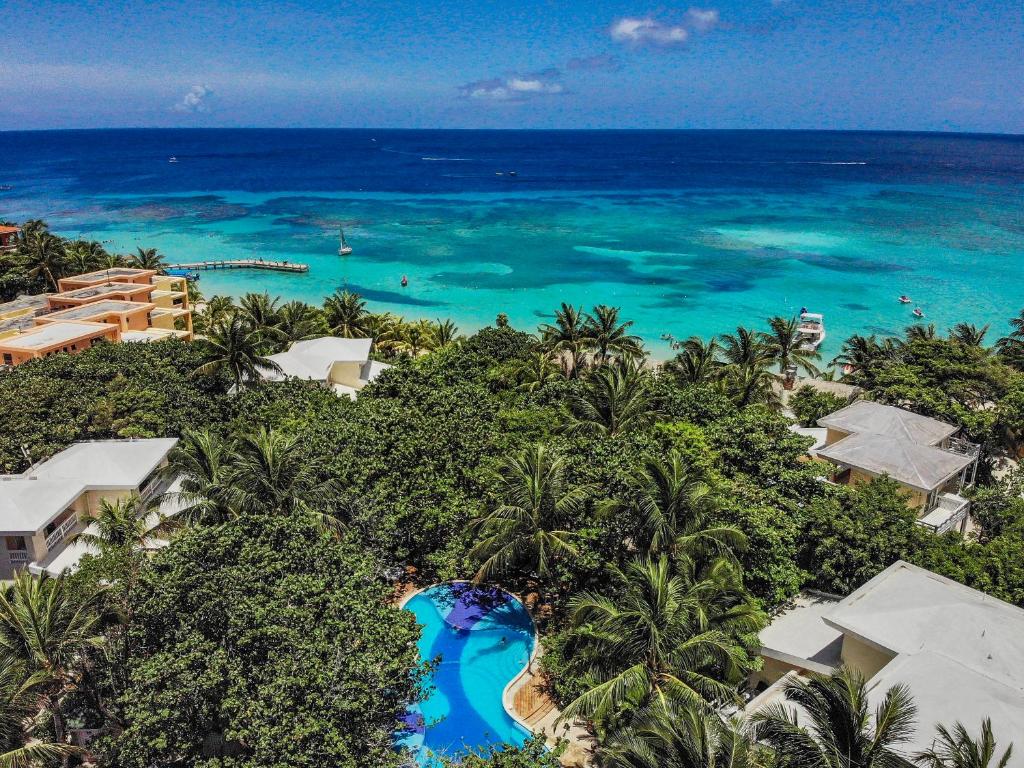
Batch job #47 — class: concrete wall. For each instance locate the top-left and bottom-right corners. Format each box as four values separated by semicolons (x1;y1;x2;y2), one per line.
825;427;851;446
840;634;896;679
328;361;366;389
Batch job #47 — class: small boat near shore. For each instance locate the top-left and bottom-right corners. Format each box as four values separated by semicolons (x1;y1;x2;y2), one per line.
913;308;925;318
797;311;826;351
899;295;912;304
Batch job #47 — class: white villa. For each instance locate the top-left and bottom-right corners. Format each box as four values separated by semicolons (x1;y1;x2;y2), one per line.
749;561;1024;759
799;401;980;534
260;337;390;398
0;438;178;577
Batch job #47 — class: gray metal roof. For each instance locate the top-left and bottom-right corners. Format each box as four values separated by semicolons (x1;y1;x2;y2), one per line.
816;431;972;491
817;400;958;446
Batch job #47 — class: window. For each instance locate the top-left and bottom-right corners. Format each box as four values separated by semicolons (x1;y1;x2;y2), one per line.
4;536;26;552
2;354;11;365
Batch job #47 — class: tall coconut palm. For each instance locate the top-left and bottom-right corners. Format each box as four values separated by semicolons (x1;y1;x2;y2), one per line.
948;323;990;349
753;667;917;768
560;556;753;723
720;327;773;371
239;291;281;336
0;572;105;748
64;240;107;275
665;337;723;387
585;305;644;366
230;428;342;532
995;310;1024;369
276;301;329;349
905;323;937;342
130;247;166;272
512;351;562;392
611;451;746;567
192;314;282;390
323;290;370;338
22;231;66;291
723;364;781;410
157;428;239;527
564;361;654;437
600;705;764;768
74;496;162;557
915;719;1013;768
762;316;821;376
393;319;438;357
540;303;592;378
469;444;589;592
434;319;460;347
831;334;884;377
0;655;76;767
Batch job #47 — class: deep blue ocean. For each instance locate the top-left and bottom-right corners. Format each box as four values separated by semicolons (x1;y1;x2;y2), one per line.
2;129;1023;356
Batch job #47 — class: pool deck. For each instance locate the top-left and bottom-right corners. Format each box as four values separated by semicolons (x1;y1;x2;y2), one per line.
393;574;595;767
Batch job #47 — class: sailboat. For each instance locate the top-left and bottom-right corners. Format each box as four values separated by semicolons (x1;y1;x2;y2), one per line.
338;227;352;256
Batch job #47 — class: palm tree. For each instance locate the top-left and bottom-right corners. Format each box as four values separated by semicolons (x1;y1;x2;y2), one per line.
720;326;773;371
434;319;460;347
393;319;438;357
560;556;755;723
664;337;722;387
948;323;990;348
915;720;1012;768
239;291;281;335
130;247;166;272
762;316;821;376
995;310;1024;369
723;364;781;410
564;361;654;437
469;444;589;594
323;290;370;337
611;451;746;567
512;351;562;392
904;323;937;342
230;428;342;532
192;314;282;390
600;705;763;768
831;334;884;378
0;655;76;767
585;305;644;366
64;240;107;274
74;496;161;557
540;303;592;378
276;301;329;348
0;572;105;749
753;667;917;768
157;429;239;527
22;231;66;291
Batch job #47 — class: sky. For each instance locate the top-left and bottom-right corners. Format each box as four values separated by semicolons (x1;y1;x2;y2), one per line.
0;0;1021;133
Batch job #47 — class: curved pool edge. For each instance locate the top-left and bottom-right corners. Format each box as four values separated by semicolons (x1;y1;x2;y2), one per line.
398;580;543;743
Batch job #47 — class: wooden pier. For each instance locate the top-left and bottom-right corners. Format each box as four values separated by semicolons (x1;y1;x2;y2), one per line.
166;259;309;273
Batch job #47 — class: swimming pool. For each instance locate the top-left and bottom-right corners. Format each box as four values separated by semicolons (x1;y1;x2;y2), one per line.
397;583;536;765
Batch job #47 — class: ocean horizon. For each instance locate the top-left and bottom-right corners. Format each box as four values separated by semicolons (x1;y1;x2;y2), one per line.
2;128;1023;358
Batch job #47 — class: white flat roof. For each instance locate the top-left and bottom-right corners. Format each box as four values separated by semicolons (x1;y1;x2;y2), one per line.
0;438;177;533
759;593;843;674
263;337;374;381
817;400;958;446
0;321;111;349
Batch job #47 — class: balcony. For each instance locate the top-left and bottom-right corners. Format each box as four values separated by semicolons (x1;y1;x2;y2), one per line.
8;551;30;565
918;492;970;534
44;515;80;550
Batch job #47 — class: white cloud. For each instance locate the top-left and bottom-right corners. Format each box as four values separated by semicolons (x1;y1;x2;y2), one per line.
610;17;690;46
609;9;720;47
684;8;720;32
459;69;565;101
172;84;213;113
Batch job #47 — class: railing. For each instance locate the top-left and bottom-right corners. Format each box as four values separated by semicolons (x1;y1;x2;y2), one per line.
918;493;970;534
7;551;29;565
946;436;981;458
45;516;79;550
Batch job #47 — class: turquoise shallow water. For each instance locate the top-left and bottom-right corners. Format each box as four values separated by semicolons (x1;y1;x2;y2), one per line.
399;584;535;765
2;129;1023;359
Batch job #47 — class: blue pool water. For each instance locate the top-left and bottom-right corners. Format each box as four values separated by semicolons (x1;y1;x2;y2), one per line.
398;583;536;765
